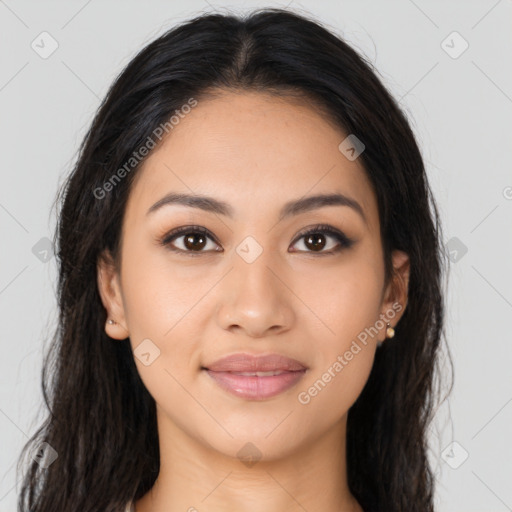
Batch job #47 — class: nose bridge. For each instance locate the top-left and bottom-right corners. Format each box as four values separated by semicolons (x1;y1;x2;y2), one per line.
231;238;281;303
216;237;292;335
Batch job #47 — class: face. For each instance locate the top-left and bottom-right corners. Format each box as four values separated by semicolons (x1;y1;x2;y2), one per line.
98;90;409;461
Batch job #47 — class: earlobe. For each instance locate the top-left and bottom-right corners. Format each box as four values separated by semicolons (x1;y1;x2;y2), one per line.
97;251;130;340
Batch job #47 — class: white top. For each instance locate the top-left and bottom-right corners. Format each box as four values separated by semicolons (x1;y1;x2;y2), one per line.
125;502;135;512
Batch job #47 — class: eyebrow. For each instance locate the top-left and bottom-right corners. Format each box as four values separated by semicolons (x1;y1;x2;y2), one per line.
147;192;367;224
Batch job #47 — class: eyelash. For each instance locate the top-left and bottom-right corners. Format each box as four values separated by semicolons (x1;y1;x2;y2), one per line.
160;223;354;257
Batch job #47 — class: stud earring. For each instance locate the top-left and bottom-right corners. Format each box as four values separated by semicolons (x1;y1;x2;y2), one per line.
107;319;116;325
377;322;396;348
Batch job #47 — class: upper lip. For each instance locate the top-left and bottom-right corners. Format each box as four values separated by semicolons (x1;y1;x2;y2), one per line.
203;353;308;372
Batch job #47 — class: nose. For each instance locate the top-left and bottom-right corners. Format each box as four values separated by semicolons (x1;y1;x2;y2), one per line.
215;248;295;338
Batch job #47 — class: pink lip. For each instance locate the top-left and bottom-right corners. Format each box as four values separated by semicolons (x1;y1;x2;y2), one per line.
203;353;308;400
205;369;306;400
204;353;307;372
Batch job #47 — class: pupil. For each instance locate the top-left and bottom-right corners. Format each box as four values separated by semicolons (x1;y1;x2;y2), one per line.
306;233;325;251
184;233;206;251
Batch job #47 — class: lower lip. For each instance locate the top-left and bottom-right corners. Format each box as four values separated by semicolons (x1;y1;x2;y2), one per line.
204;369;307;400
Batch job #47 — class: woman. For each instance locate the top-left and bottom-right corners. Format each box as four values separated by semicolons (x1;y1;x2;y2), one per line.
17;8;450;512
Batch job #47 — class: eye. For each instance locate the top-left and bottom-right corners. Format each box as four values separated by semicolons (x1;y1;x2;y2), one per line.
160;223;354;256
290;224;354;255
160;225;221;256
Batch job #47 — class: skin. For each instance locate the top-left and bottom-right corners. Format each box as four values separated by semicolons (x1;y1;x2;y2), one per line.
97;90;409;512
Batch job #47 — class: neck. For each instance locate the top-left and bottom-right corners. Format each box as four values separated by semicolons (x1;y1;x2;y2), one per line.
134;409;362;512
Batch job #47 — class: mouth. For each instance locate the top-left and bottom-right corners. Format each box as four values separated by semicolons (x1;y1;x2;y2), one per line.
202;368;307;400
202;352;308;400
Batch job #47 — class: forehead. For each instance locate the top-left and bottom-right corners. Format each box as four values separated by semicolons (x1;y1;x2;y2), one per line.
126;90;379;232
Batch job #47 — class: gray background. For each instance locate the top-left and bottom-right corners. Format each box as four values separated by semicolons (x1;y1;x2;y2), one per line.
1;0;511;510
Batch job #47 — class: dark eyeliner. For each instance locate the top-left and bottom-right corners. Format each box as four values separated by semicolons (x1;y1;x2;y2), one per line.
291;223;354;254
160;223;354;255
160;225;221;256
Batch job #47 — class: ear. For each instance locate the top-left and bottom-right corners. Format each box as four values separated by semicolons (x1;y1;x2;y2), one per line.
379;249;410;342
97;250;130;340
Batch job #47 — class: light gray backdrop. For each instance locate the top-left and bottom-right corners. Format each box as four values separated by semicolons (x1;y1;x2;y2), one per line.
1;1;511;511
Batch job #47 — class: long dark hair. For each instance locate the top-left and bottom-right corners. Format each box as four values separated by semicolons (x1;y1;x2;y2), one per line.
17;8;452;511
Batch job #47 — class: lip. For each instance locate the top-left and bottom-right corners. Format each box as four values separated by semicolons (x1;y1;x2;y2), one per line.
205;369;306;400
204;353;307;372
202;353;308;401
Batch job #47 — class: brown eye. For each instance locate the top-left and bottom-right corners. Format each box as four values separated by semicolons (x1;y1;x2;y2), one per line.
161;223;354;257
303;233;327;251
182;232;208;251
290;224;354;254
161;226;221;255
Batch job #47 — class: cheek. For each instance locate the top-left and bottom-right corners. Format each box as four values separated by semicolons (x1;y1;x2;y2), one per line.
118;241;206;392
294;248;384;343
295;345;375;432
120;236;205;339
292;255;382;412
